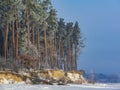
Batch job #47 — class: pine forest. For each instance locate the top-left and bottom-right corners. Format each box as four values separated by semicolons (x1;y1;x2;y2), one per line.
0;0;84;71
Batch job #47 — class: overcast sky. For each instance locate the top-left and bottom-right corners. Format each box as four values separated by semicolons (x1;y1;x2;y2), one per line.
52;0;120;75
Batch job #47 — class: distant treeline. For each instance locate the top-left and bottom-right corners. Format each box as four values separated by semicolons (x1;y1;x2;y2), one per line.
0;0;84;71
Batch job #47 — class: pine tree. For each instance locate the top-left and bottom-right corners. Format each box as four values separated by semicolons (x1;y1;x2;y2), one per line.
66;22;74;71
73;21;84;70
46;6;58;69
0;0;84;71
57;18;66;69
41;0;51;68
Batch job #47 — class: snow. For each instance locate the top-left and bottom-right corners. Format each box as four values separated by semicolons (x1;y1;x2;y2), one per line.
67;72;87;83
0;83;120;90
67;73;80;82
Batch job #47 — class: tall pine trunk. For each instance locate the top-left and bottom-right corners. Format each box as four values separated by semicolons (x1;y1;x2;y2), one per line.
32;24;34;45
66;38;71;71
74;45;78;70
37;23;41;69
15;21;19;59
26;0;30;51
59;35;63;69
4;20;9;67
37;24;40;52
50;40;53;69
43;21;48;68
70;44;74;70
12;21;15;57
12;5;16;59
61;41;64;70
54;31;57;68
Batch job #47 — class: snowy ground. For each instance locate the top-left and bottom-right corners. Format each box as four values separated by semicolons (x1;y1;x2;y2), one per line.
0;83;120;90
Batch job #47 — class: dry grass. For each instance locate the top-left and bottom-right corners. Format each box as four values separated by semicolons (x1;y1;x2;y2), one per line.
0;69;87;84
50;70;65;80
37;70;65;80
0;71;24;82
38;70;50;79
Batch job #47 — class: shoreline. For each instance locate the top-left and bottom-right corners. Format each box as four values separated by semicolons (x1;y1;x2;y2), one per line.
0;69;87;85
0;83;119;90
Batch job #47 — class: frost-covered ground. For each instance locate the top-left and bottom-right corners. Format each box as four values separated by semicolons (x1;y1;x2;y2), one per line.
0;83;120;90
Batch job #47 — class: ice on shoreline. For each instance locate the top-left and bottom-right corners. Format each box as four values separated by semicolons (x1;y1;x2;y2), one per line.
0;83;120;90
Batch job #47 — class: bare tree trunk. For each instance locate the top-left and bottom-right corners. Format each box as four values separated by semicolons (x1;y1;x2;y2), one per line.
32;24;34;45
12;5;16;59
14;5;20;71
53;31;57;69
50;40;53;69
64;56;67;71
12;20;15;57
47;40;50;68
43;21;48;68
74;46;78;70
61;41;64;70
59;35;63;69
66;38;71;71
37;24;40;52
71;44;74;70
26;0;30;51
15;19;19;59
68;45;71;71
58;36;61;69
37;23;41;70
4;20;9;67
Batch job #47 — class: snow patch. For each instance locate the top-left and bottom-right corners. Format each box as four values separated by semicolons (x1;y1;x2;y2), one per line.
67;73;79;82
0;83;120;90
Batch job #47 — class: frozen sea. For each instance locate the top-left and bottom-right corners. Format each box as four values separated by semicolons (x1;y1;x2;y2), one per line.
0;83;120;90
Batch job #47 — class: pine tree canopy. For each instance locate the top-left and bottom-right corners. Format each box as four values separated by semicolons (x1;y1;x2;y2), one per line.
0;0;84;71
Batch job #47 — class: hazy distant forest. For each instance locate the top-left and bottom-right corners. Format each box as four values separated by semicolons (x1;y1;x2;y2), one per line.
0;0;84;71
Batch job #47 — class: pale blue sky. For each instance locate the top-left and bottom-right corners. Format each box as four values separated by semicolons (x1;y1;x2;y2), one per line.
52;0;120;74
